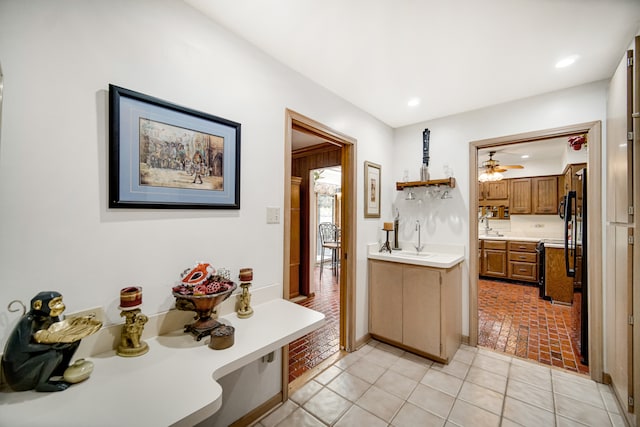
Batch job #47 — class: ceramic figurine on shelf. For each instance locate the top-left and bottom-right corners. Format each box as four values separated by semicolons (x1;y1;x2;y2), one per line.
237;268;254;319
1;291;101;392
117;287;149;357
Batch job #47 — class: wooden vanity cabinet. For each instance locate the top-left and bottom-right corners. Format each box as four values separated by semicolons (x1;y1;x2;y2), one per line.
368;260;461;363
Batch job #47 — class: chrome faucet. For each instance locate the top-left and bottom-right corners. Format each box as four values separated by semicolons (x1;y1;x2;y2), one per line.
479;213;492;235
414;220;424;253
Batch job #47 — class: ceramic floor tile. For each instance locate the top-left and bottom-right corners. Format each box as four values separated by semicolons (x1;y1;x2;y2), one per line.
327;371;371;402
388;355;430;381
290;380;323;406
420;369;464;397
447;399;500;427
451;347;476;364
346;358;387;384
431;359;471;379
374;369;419;400
400;350;434;367
464;366;507;394
457;381;504;415
302;387;352;425
362;347;402;368
314;365;342;385
471;353;510;377
508;363;552;391
609;412;628;427
503;396;555;427
334;351;362;370
506;378;554;411
391;402;446;427
554;393;612;427
276;408;325;427
260;400;299;427
553;376;604;409
407;383;455;419
598;387;621;414
334;404;387;427
556;415;592;427
356;385;405;422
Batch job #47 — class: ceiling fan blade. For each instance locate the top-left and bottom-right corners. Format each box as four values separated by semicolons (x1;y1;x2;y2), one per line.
500;165;524;169
494;166;508;172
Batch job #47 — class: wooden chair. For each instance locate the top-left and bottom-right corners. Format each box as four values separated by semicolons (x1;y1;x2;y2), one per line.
318;222;340;279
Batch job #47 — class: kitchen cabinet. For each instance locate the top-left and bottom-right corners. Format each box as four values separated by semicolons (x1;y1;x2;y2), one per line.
508;241;538;283
481;240;508;278
510;178;532;214
532;176;558;214
544;247;573;304
479;180;509;201
368;259;461;363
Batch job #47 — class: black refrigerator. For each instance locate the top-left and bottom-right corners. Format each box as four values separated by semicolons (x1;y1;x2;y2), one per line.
560;167;588;365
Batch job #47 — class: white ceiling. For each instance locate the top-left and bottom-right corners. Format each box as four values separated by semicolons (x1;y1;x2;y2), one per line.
186;0;640;128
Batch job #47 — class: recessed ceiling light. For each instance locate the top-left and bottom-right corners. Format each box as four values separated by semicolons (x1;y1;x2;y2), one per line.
521;154;530;159
556;55;579;68
407;97;420;107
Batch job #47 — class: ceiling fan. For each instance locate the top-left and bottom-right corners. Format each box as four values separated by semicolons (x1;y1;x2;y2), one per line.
478;151;523;182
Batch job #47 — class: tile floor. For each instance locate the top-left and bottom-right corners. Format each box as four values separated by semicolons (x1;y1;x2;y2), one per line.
478;279;589;374
256;340;626;427
289;265;341;382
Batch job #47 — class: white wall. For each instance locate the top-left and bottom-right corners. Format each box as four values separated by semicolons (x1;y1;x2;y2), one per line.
0;0;394;422
392;81;608;336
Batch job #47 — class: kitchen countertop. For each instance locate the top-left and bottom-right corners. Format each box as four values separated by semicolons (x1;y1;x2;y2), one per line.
0;299;325;427
368;243;464;268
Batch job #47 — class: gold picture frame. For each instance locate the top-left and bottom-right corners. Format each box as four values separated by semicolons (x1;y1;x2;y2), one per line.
364;161;381;218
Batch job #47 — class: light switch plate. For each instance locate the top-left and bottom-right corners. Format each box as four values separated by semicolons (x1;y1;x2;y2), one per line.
266;207;280;224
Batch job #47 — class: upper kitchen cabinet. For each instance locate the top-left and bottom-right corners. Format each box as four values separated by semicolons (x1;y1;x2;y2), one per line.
510;178;532;214
479;180;509;201
532;176;558;214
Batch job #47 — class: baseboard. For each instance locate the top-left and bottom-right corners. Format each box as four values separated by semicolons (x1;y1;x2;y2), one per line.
462;335;470;346
354;333;371;351
602;372;612;385
229;392;283;427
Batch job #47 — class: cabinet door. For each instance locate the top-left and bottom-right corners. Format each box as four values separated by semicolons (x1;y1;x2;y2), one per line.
510;178;531;214
532;176;558;214
486;180;509;200
403;266;441;356
369;261;403;343
483;249;507;277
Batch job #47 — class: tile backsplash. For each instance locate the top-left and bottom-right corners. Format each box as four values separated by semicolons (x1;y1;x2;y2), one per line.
479;215;564;238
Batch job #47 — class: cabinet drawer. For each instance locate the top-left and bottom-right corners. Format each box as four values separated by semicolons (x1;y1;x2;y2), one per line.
508;252;537;263
483;240;507;250
508;241;538;252
509;262;538;282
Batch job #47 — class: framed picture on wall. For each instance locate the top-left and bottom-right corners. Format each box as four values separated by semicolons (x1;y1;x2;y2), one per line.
364;161;381;218
109;84;241;209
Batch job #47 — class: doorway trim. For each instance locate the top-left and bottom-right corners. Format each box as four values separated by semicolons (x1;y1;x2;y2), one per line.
282;109;357;398
468;121;603;382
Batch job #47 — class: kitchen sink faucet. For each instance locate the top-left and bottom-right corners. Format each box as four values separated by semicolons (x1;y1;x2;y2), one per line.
414;220;425;253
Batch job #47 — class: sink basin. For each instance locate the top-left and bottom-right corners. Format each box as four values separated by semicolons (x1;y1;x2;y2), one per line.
395;251;434;258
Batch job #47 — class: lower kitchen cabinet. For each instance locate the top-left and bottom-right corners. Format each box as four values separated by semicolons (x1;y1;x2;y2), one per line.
508;241;538;283
545;247;573;304
368;259;461;363
481;240;508;278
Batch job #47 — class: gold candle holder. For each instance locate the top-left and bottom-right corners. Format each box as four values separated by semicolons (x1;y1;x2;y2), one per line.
117;287;149;357
237;268;254;319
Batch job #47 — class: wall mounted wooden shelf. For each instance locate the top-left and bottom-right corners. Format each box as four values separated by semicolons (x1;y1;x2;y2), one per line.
396;177;456;191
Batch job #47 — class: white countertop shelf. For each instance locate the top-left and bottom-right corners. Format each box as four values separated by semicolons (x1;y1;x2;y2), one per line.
367;243;464;268
0;299;325;427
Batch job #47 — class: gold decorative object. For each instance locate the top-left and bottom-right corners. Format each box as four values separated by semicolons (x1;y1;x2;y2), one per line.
34;316;102;344
117;286;149;357
237;268;254;319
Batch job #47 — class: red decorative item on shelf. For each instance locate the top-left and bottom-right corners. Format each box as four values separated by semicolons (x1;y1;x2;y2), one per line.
568;134;587;151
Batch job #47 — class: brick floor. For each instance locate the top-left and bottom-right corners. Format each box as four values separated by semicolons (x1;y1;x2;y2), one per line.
478;278;588;374
288;266;340;383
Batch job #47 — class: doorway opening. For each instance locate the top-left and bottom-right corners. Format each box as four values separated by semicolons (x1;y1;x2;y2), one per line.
283;109;356;398
469;122;603;382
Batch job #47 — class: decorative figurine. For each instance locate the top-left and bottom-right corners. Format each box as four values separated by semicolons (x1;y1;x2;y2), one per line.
117;287;149;357
1;291;102;392
237;268;254;319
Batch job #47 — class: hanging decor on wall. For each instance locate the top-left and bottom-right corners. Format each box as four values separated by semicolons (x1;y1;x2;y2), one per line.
364;161;381;218
109;84;241;209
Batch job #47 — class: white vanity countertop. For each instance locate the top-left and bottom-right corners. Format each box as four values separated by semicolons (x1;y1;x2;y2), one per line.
0;299;325;427
367;243;464;268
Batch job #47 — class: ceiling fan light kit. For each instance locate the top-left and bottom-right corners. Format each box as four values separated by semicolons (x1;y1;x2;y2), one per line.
478;150;523;182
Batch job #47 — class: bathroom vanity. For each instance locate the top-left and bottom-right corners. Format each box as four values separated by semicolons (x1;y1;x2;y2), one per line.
367;245;463;364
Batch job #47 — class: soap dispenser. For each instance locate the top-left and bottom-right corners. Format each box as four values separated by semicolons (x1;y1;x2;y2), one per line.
393;209;401;250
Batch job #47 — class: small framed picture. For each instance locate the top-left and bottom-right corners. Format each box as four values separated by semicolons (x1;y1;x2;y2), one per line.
364;161;381;218
109;84;241;209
